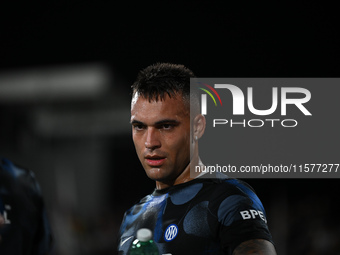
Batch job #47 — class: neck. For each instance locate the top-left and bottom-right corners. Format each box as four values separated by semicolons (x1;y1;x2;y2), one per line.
155;157;203;190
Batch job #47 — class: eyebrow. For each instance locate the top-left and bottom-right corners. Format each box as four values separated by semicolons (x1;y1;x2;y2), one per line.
155;119;180;125
130;120;143;125
130;119;180;125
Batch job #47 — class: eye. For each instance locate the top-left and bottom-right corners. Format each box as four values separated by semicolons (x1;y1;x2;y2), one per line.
133;124;145;131
161;124;174;130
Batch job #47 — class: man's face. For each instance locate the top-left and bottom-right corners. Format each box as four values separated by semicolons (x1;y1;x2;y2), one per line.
130;93;191;185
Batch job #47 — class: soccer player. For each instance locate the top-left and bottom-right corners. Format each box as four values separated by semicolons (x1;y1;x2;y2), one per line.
118;63;277;254
0;157;52;255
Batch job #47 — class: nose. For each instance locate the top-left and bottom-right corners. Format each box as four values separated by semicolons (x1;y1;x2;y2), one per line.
145;127;161;150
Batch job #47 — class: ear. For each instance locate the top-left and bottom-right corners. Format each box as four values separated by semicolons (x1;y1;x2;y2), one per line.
193;114;206;140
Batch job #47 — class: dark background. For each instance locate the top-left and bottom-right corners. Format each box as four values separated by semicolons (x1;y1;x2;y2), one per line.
0;1;339;254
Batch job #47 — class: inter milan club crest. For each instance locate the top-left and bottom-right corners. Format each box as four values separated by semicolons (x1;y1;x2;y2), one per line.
164;224;178;242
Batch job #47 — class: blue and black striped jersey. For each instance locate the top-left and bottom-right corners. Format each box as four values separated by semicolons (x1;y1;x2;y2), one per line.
118;174;273;254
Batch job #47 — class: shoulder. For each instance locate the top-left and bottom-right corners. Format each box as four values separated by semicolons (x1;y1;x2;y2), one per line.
0;157;42;195
220;177;265;207
210;178;273;252
216;178;262;205
193;177;268;225
195;175;260;204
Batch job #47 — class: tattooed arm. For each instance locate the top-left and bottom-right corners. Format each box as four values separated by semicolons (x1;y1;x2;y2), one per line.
232;239;277;255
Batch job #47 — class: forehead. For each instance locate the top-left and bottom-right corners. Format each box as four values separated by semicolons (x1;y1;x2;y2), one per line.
131;93;189;122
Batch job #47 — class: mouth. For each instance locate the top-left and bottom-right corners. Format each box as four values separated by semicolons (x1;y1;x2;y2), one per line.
145;155;166;167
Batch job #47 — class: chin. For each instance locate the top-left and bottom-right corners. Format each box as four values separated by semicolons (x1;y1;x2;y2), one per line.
146;167;167;181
